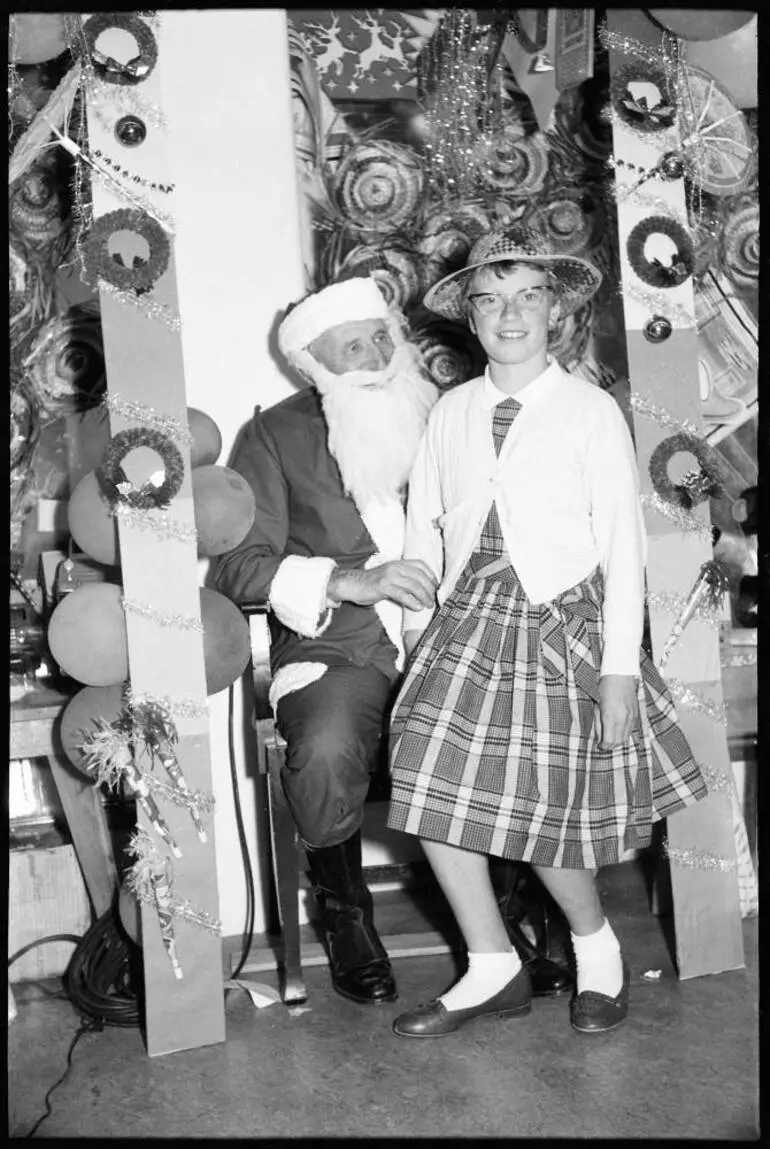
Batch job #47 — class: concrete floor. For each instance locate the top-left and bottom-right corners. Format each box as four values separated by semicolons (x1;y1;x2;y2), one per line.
8;862;759;1140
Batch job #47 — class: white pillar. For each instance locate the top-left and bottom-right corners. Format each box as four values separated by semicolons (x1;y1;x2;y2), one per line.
159;9;305;937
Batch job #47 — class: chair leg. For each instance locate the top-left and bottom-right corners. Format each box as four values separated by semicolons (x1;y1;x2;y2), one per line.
265;741;308;1004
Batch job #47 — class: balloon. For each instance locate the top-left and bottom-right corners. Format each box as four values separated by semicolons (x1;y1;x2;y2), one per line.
646;10;754;41
60;683;126;774
682;17;758;110
68;471;120;567
118;882;141;945
192;465;257;557
200;587;251;695
10;14;69;64
187;408;222;468
48;583;129;686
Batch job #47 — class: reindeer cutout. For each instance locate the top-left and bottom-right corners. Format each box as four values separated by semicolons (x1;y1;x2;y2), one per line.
302;14;350;81
350;13;411;80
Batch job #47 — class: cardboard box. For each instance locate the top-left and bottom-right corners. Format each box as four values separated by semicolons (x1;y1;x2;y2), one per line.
8;846;91;983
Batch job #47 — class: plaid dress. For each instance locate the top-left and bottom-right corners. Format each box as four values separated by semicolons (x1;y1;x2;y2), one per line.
387;397;707;869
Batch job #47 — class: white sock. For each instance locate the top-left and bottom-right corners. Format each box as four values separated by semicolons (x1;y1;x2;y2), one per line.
570;919;623;997
438;947;523;1012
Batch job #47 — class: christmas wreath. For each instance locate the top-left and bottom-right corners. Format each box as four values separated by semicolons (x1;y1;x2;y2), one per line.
609;62;677;134
626;215;694;290
81;208;170;295
648;432;723;510
82;13;158;86
99;428;184;510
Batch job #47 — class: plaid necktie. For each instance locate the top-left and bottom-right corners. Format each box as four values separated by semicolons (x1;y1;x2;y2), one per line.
475;397;522;557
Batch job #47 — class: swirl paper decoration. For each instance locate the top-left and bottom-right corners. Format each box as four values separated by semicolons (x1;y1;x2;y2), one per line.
474;126;549;198
339;245;422;311
10;161;67;248
412;321;485;393
554;82;613;164
418;204;492;281
529;188;603;257
548;305;593;372
11;381;38;472
333;141;424;234
719;201;759;296
26;304;106;416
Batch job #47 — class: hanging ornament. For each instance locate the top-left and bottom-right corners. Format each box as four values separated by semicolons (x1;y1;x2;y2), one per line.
658;152;686;181
115;114;147;147
658;560;731;670
644;315;673;343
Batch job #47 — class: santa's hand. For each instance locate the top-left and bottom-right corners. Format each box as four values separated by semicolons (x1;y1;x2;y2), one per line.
328;560;437;610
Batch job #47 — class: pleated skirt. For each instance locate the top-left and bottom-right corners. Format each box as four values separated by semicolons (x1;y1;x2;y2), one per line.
387;558;708;869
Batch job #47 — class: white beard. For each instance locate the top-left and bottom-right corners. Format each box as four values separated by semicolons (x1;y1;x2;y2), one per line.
297;338;438;508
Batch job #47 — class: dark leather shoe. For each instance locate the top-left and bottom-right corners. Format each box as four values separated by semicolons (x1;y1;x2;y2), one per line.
527;954;574;998
393;966;532;1038
333;958;398;1006
571;963;630;1033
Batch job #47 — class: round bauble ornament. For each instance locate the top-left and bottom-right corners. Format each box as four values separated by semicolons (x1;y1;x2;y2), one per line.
118;882;141;944
10;14;69;64
646;10;754;42
644;315;673;343
60;683;126;774
187;408;222;467
199;587;251;695
115;115;147;148
659;152;685;181
68;471;120;567
192;466;256;557
48;583;128;686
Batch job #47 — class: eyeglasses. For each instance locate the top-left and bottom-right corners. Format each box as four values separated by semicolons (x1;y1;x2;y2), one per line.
467;285;552;316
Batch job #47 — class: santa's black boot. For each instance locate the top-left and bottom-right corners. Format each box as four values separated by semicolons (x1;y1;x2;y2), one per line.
306;830;398;1005
489;857;574;998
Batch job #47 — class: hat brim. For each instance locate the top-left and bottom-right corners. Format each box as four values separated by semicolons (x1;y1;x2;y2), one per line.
423;252;602;321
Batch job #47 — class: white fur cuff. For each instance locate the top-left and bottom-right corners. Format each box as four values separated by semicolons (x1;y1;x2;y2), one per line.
269;555;337;638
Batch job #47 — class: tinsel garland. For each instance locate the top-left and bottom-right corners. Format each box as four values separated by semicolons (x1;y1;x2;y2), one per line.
640;493;713;541
663;839;736;874
630;394;702;437
103;393;193;448
646;590;722;629
618;281;696;328
127;696;209;842
95;275;182;331
113;502;199;545
666;678;727;726
130;691;209;720
122;596;205;633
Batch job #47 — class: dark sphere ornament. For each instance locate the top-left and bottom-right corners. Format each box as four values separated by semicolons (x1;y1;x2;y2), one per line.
659;151;685;180
115;114;147;148
644;315;673;343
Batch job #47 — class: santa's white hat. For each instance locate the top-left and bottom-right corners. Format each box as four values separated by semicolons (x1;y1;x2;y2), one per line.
277;277;389;360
